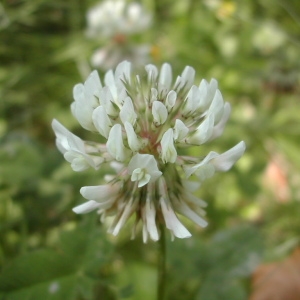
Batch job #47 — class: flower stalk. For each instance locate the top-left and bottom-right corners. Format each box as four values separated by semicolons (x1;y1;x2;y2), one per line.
157;225;166;300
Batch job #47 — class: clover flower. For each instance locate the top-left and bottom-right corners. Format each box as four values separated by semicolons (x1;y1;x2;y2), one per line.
86;0;152;70
86;0;151;38
52;61;245;242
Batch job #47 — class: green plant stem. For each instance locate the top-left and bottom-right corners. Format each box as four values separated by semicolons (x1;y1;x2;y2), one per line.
157;225;167;300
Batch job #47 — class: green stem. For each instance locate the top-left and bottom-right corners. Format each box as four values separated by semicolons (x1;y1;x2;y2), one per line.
157;225;167;300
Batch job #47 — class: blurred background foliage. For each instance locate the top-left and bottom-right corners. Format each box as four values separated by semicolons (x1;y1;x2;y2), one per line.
0;0;300;299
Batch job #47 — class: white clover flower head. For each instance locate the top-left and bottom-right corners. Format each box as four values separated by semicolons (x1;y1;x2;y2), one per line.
52;61;246;242
86;0;151;38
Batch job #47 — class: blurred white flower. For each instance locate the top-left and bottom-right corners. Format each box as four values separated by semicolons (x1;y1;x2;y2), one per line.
52;61;245;242
86;0;151;38
252;22;286;54
86;0;152;70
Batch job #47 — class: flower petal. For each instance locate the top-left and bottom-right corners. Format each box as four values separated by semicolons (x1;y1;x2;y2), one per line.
165;90;177;111
115;60;131;84
72;83;98;131
120;97;137;125
209;102;231;141
131;168;151;187
183;85;201;116
175;66;195;92
107;124;130;161
64;152;90;172
212;141;246;171
173;199;208;228
128;153;162;185
124;121;143;152
183;151;219;178
186;113;215;145
173;119;189;141
152;101;168;126
109;197;137;236
80;184;119;201
161;128;177;163
145;64;158;82
98;86;118;117
84;70;102;98
158;63;172;95
92;106;112;138
144;190;159;241
52;119;85;154
207;89;224;123
72;200;100;214
160;197;191;238
181;66;195;91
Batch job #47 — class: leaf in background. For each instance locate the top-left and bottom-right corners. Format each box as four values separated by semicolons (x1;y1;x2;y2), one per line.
249;247;300;300
196;225;263;300
0;136;43;187
197;273;247;300
166;225;263;300
0;217;116;300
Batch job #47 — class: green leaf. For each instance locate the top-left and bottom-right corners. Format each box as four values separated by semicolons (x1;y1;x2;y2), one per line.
166;226;263;300
196;274;247;300
196;226;263;299
0;217;115;300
